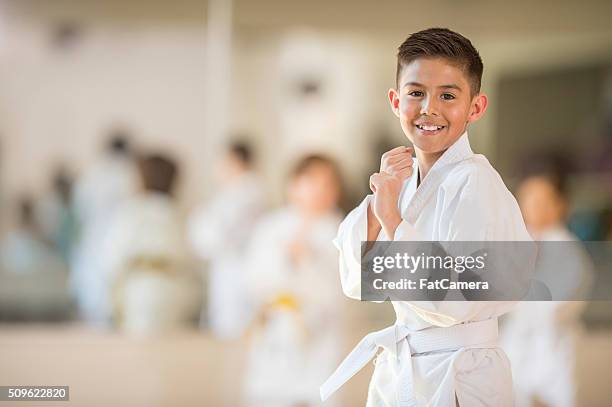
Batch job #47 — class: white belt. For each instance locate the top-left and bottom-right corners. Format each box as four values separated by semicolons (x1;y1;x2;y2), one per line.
320;318;499;406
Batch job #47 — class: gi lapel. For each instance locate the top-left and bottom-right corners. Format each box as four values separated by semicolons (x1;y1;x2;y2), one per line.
403;132;474;225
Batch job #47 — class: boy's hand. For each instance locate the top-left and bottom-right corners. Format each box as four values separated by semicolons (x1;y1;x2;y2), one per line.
369;171;403;239
288;238;308;266
366;146;413;241
376;146;414;187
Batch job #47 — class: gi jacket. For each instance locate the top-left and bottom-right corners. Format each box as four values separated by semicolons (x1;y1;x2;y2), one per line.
329;133;532;407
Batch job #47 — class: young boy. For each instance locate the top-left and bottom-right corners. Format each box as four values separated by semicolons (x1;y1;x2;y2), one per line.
320;28;531;406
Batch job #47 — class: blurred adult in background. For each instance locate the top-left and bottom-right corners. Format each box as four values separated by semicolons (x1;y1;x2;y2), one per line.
70;130;139;325
244;155;344;407
0;197;70;320
501;154;593;407
188;141;264;339
103;154;200;335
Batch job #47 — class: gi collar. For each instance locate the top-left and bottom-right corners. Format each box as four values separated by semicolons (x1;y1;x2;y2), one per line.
401;131;474;224
428;131;474;174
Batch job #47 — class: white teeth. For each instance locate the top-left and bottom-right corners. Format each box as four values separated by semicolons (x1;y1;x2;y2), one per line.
417;124;443;131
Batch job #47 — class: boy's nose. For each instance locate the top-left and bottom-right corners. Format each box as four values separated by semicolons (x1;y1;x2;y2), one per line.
420;97;440;116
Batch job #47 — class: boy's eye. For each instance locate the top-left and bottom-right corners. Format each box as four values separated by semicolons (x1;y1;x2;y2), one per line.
407;90;424;97
441;93;455;100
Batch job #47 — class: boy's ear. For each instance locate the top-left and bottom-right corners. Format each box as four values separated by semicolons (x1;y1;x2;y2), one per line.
388;88;400;118
467;93;488;123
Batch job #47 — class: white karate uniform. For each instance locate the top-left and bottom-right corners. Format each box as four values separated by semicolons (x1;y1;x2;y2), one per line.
0;229;66;276
102;193;200;335
244;207;343;407
188;172;264;338
323;133;532;407
501;225;593;407
70;154;139;324
0;228;72;320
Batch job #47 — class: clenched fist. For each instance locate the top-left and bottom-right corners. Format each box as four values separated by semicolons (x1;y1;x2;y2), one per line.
366;146;414;240
369;171;403;239
370;146;414;192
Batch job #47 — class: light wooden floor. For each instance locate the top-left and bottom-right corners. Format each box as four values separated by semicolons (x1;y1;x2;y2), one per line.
1;320;611;406
0;324;377;407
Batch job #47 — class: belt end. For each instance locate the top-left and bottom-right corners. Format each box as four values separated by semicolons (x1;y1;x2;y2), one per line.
320;385;331;402
320;388;327;402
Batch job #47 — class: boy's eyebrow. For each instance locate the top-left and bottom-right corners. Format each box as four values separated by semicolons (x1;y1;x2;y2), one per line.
402;82;463;92
439;84;463;92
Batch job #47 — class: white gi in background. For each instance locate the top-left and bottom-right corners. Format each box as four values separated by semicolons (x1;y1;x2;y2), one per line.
71;151;139;324
0;203;72;320
0;224;66;276
501;225;593;407
244;207;343;407
102;192;200;335
188;171;264;339
322;133;532;407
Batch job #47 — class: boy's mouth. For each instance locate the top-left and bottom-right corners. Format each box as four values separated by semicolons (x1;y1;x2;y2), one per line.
415;124;446;135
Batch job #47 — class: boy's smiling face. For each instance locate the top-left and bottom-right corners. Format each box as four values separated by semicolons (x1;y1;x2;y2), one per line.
389;57;487;157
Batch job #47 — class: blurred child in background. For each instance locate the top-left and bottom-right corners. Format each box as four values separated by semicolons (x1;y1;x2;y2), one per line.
103;154;200;335
188;141;264;339
0;197;70;320
71;131;139;325
244;154;344;407
501;154;593;407
1;197;66;276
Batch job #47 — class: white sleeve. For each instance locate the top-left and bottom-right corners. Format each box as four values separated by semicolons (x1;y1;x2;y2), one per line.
336;192;429;300
334;196;371;300
187;205;222;258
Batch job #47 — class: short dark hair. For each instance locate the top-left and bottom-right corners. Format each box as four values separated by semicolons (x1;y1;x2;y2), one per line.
52;167;73;204
106;128;132;155
291;154;351;212
396;28;483;97
291;154;340;180
229;141;253;166
520;153;572;198
18;196;35;227
138;154;178;195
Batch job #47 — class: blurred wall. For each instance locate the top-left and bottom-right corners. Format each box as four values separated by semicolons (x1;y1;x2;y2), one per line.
0;0;611;226
0;1;208;231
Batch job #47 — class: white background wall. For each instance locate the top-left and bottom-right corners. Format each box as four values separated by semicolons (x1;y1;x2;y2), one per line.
0;0;611;227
